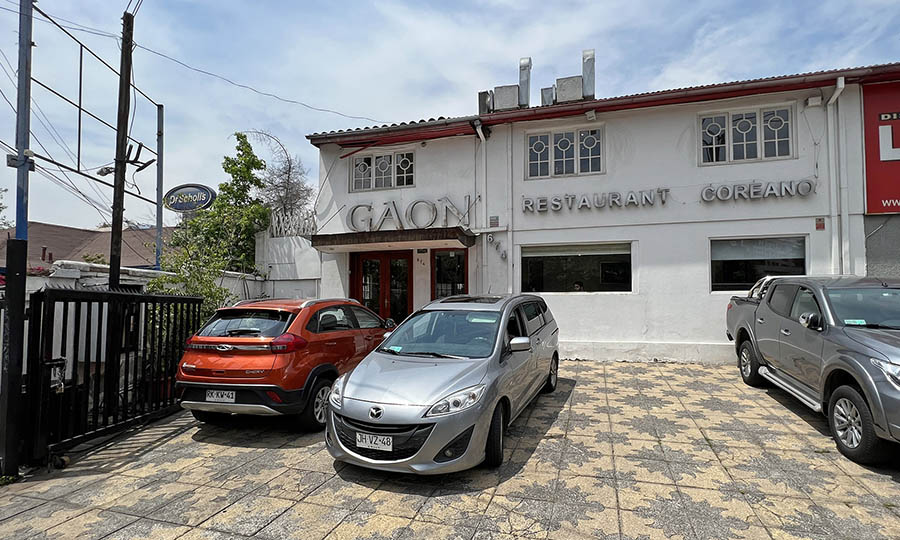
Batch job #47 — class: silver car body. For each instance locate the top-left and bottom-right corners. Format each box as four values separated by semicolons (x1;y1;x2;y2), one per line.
325;294;559;474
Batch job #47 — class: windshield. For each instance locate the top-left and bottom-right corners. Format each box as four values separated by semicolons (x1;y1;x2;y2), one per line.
198;309;294;338
378;310;501;359
827;288;900;329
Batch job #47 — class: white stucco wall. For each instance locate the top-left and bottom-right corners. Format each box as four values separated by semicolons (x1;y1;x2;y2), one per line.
263;83;869;363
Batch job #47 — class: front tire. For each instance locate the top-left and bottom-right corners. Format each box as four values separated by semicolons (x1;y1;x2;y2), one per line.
738;341;765;387
484;404;505;468
299;378;333;432
828;385;889;465
542;356;558;393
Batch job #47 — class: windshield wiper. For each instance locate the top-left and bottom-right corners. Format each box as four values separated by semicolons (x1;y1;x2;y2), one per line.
225;328;261;336
858;323;900;330
402;351;468;360
377;347;401;355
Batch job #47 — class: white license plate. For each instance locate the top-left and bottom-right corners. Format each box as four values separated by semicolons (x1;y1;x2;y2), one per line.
356;432;392;451
206;390;235;403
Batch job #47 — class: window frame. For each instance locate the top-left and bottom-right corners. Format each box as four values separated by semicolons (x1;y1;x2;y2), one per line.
697;103;796;166
349;305;384;329
349;148;416;192
519;241;635;294
789;286;823;323
707;234;808;294
525;123;606;180
305;305;358;333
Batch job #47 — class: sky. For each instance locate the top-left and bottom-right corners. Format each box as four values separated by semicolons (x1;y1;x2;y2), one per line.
1;0;899;230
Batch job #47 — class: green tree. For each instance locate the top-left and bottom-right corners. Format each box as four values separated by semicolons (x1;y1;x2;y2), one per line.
148;133;270;318
0;187;10;228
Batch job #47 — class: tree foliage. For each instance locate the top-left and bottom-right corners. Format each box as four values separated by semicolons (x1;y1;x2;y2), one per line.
0;187;10;229
245;130;316;214
148;133;270;318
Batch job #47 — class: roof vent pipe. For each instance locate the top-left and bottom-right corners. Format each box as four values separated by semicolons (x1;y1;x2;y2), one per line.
519;57;532;107
582;49;595;99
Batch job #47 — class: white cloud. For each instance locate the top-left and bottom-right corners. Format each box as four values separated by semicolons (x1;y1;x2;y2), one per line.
0;0;897;230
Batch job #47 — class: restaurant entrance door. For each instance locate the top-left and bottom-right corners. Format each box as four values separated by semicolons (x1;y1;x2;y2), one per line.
351;251;413;323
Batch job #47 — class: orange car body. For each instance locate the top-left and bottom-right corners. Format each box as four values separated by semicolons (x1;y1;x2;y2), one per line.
175;298;388;418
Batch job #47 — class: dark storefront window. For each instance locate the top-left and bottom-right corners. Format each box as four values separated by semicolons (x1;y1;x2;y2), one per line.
433;249;467;299
521;243;631;292
710;237;805;291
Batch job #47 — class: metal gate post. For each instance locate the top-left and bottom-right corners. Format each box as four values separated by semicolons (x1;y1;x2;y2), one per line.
0;239;27;475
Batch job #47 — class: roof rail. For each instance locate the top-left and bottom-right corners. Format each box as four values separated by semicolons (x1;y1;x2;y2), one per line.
300;298;361;308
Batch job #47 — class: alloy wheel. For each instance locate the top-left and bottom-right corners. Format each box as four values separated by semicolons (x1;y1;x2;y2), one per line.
833;397;863;449
740;348;752;378
313;385;331;425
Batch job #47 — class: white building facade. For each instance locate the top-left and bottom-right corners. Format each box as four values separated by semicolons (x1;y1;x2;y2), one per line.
257;61;900;363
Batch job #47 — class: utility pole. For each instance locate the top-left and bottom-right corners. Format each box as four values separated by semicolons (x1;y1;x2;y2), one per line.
108;11;133;288
1;0;34;477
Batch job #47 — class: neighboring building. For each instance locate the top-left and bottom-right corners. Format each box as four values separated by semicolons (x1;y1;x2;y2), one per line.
0;221;174;271
258;57;900;363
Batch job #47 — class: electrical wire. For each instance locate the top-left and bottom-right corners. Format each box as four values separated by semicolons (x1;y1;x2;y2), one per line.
0;0;388;124
0;50;113;206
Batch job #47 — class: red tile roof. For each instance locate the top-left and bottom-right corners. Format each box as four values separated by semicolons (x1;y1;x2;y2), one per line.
307;61;900;147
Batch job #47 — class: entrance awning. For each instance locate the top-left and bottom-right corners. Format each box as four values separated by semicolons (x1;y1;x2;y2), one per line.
311;226;476;253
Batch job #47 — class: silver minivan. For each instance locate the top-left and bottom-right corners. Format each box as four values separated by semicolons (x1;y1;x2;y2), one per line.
325;294;559;474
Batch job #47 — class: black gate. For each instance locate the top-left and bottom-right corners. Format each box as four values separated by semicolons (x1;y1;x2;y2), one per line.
24;287;203;463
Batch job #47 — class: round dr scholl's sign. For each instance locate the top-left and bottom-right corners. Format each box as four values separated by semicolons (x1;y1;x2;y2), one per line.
163;184;217;212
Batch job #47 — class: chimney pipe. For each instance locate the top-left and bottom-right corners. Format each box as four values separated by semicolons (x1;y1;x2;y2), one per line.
518;57;532;107
582;49;595;99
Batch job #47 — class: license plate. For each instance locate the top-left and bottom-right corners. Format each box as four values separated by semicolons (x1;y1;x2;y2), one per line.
205;390;235;403
356;432;392;451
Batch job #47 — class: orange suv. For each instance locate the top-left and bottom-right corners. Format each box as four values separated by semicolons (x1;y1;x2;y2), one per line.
176;298;393;430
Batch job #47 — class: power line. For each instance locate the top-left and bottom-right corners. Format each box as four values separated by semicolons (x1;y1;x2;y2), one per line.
0;1;389;124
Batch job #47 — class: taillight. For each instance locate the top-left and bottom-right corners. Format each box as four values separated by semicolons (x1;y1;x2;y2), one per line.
727;302;733;311
270;333;308;353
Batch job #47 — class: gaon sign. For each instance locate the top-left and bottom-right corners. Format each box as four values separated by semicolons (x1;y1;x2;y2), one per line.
346;196;471;232
864;82;900;214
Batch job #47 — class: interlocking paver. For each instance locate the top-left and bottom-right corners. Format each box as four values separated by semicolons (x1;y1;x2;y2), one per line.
2;360;900;539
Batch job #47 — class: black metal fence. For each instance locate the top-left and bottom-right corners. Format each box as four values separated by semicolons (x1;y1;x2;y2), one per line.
22;287;203;462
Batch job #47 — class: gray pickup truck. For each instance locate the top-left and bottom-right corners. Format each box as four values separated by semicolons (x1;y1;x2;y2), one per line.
726;275;900;464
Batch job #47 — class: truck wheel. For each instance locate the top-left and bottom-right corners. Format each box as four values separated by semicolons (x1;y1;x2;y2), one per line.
828;385;889;465
738;341;765;387
299;378;333;432
484;405;505;468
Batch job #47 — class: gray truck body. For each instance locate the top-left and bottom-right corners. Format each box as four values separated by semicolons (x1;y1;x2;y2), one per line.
726;276;900;444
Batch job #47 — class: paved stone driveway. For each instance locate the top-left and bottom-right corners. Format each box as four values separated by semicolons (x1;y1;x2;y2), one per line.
3;361;900;539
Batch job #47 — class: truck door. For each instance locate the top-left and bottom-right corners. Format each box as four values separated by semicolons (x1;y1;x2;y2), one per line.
779;287;826;390
755;284;799;372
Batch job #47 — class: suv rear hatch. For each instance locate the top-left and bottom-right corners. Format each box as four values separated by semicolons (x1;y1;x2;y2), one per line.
183;308;298;378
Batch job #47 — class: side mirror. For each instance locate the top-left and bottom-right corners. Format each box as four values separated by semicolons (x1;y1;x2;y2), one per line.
800;312;822;330
384;318;396;329
509;336;531;353
383;331;393;339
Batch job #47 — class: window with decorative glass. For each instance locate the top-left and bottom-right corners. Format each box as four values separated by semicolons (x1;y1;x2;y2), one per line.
527;127;604;179
351;152;415;191
699;106;792;164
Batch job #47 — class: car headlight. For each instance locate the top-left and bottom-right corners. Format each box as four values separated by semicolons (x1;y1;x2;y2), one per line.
871;358;900;387
425;385;485;417
329;374;346;410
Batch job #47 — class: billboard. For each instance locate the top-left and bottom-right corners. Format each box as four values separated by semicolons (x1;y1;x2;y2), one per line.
864;81;900;214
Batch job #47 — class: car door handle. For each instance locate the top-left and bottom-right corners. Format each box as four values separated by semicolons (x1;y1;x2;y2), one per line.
364;335;374;341
780;329;791;336
325;341;337;346
757;318;765;324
